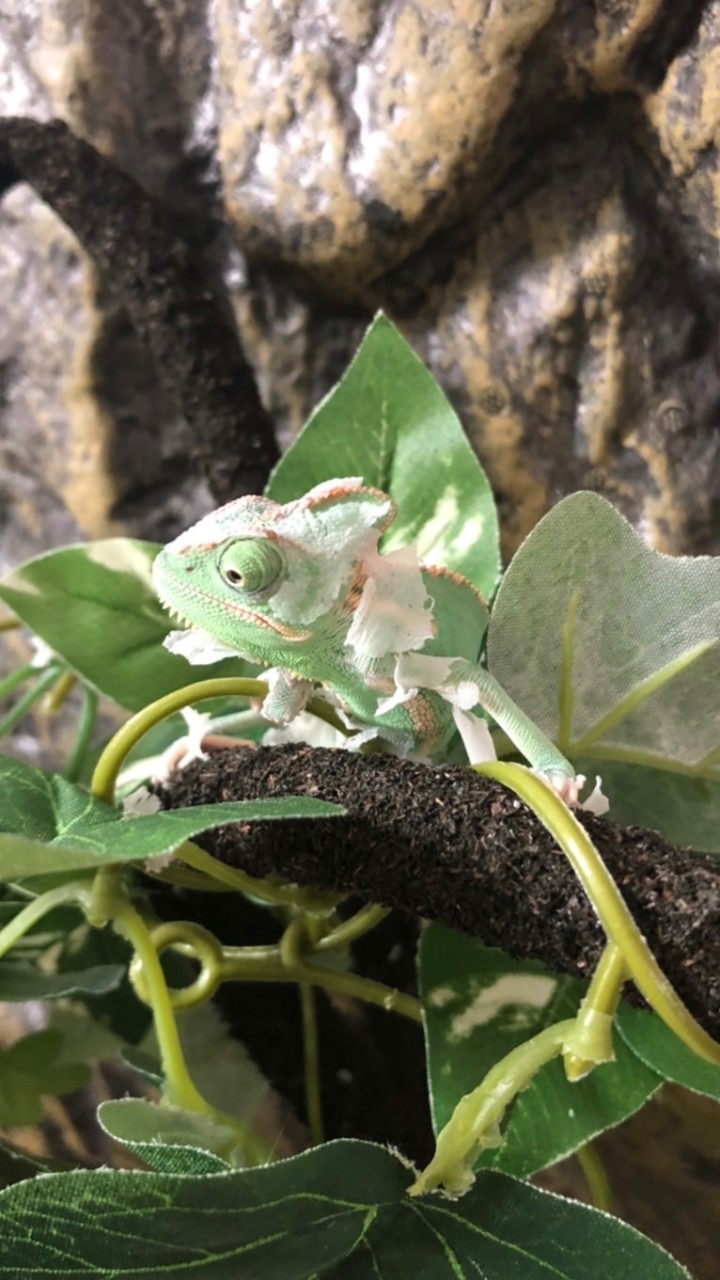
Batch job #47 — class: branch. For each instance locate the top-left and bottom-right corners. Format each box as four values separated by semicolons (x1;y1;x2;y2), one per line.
159;743;720;1039
0;117;278;500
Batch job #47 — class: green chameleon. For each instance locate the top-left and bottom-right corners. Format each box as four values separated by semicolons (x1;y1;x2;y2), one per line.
153;477;579;801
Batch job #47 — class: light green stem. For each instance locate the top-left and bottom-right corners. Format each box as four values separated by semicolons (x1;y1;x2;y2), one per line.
43;669;77;713
91;678;270;803
129;921;225;1011
410;1019;576;1196
314;903;391;952
0;661;35;703
557;588;579;752
0;662;62;738
300;982;324;1146
563;942;627;1080
576;1141;613;1213
474;762;720;1067
114;897;267;1165
0;883;91;961
574;641;715;752
220;946;422;1022
64;685;99;783
175;840;340;913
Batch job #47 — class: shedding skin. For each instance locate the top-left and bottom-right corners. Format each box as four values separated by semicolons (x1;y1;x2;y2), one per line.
152;478;577;796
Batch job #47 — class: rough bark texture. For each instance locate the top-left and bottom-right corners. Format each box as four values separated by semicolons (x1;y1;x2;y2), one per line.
159;743;720;1039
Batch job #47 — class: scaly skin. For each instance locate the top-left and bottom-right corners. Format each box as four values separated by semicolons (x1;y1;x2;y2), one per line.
152;478;576;795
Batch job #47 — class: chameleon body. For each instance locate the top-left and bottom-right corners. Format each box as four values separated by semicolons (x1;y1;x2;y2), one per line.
152;478;577;797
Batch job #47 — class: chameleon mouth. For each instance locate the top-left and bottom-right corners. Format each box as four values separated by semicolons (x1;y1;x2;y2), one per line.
156;582;311;643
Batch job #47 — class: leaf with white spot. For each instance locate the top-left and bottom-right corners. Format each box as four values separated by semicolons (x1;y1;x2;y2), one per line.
420;925;661;1177
268;314;500;596
0;1139;691;1277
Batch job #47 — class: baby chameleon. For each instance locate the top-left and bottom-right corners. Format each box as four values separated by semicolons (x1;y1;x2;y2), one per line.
153;477;578;801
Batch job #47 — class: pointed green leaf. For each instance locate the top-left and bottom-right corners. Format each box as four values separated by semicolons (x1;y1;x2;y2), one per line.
0;755;119;844
490;492;720;847
488;495;720;828
617;1006;720;1101
420;926;661;1178
0;1137;69;1189
0;540;254;712
0;1140;690;1278
98;1100;233;1174
0;961;124;1001
268;314;499;595
0;756;343;882
0;1030;91;1127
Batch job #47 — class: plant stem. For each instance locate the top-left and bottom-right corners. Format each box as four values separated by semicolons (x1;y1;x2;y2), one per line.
573;641;715;752
0;663;62;738
557;588;579;752
0;883;91;961
42;669;77;713
474;762;720;1068
0;615;20;633
576;1141;613;1213
220;947;422;1022
410;1018;576;1196
0;661;35;703
300;983;324;1145
563;942;627;1080
114;897;267;1165
174;840;340;913
64;685;99;783
314;903;391;952
90;678;271;803
129;920;224;1011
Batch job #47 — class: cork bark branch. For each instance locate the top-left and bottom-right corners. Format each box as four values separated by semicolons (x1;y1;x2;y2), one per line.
160;742;720;1039
0;116;278;501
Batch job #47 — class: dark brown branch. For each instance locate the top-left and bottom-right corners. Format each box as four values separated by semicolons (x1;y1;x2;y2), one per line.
0;117;278;500
160;743;720;1039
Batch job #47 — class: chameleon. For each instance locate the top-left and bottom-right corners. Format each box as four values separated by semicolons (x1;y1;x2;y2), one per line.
152;477;579;801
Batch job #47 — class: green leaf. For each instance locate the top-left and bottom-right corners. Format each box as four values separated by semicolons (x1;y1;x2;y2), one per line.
0;1030;91;1127
268;313;500;596
488;493;720;840
172;1002;269;1125
0;961;124;1001
575;756;720;853
0;1137;68;1189
0;540;254;712
98;1099;233;1175
0;1139;690;1278
0;755;343;883
617;1006;720;1101
56;925;150;1046
0;755;119;844
420;926;661;1178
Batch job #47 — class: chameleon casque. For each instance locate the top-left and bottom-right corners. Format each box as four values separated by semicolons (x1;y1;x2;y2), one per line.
153;477;578;800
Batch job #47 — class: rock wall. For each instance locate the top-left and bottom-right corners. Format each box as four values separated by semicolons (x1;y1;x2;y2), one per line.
2;1;720;567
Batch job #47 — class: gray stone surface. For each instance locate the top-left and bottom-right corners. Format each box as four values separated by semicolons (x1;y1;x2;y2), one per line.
3;1;720;564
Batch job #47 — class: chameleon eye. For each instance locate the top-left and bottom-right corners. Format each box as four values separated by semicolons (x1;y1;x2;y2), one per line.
218;538;286;598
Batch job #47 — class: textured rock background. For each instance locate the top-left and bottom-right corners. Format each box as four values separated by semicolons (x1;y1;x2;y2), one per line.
2;0;720;569
1;3;720;1271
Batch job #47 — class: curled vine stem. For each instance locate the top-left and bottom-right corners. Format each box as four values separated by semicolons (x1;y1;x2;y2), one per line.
474;762;720;1068
90;678;349;806
129;920;225;1011
115;898;267;1166
90;678;271;804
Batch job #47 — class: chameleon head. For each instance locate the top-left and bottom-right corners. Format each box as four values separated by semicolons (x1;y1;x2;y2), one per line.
152;478;397;661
